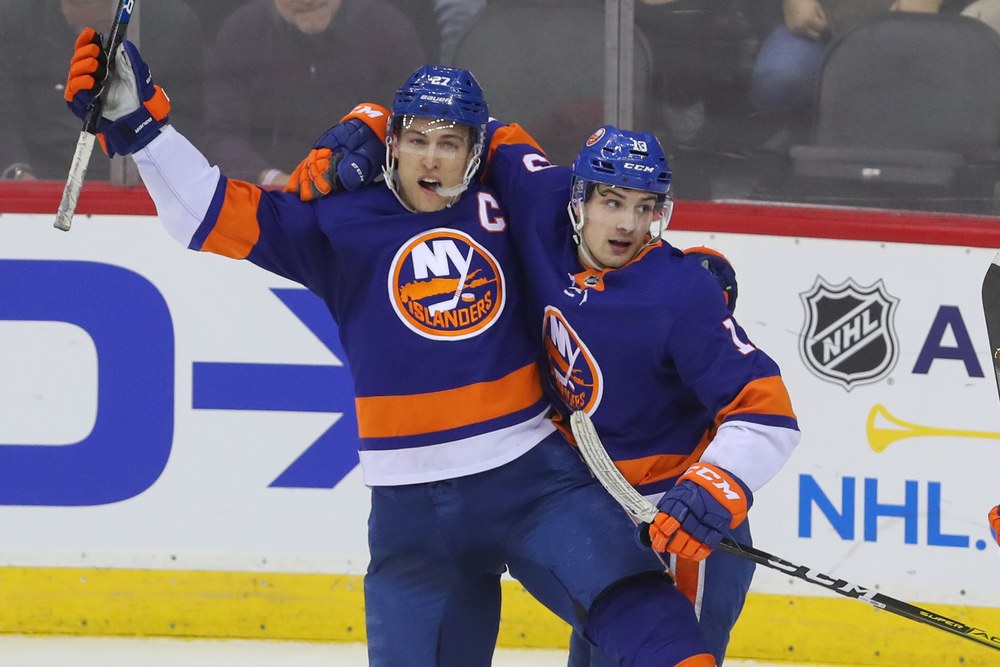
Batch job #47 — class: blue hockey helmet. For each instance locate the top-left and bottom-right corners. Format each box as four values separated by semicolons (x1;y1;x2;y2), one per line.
569;126;674;250
571;125;671;195
384;65;489;208
391;65;489;129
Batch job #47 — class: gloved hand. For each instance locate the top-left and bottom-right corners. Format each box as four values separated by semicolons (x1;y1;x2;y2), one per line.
65;28;170;157
286;103;388;201
990;505;1000;546
684;246;738;313
642;463;752;561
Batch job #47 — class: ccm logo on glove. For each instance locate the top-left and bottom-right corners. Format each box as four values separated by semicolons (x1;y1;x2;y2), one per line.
689;464;744;504
644;462;752;561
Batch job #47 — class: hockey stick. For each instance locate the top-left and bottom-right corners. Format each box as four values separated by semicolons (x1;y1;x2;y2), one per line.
568;410;1000;653
981;251;1000;402
54;0;136;232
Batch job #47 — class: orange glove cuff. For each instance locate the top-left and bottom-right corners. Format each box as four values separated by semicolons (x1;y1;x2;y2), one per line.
142;84;171;122
339;103;389;143
676;463;750;529
989;505;1000;540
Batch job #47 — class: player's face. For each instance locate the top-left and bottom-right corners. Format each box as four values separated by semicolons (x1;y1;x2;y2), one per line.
274;0;342;34
580;184;659;268
392;117;473;213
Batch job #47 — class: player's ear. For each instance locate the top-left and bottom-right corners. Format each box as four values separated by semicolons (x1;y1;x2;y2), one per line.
387;132;399;160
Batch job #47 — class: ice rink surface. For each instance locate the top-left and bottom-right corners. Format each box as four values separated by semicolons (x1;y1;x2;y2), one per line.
0;635;837;667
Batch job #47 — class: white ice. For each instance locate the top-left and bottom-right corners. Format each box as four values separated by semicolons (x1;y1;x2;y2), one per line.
0;635;838;666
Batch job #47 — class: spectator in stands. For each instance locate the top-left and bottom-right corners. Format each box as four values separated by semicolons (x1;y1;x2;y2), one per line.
0;0;205;181
187;0;252;42
434;0;487;64
201;0;425;186
750;0;948;118
636;0;760;149
748;0;831;118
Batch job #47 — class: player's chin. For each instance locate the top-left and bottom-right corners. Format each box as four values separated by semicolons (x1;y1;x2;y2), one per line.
600;244;638;268
403;186;448;212
411;199;447;213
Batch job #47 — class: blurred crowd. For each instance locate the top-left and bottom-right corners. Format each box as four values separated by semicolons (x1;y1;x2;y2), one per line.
3;0;1000;215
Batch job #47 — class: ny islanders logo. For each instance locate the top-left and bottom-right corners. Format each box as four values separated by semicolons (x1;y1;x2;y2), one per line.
388;229;505;340
543;306;603;413
800;276;899;390
585;127;606;147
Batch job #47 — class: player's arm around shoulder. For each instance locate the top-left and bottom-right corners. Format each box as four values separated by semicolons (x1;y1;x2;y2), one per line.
479;119;570;199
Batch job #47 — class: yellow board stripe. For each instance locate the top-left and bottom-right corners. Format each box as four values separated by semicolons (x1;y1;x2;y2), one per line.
1;566;998;665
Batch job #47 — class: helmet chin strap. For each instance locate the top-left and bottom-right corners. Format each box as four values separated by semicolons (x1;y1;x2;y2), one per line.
434;182;467;197
436;146;482;198
567;201;607;271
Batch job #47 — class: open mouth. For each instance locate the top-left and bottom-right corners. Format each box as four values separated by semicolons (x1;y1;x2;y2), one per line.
608;239;632;252
418;177;441;193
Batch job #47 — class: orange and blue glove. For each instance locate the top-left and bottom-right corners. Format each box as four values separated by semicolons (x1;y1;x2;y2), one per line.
990;505;1000;546
643;463;752;561
684;246;738;313
65;28;170;157
286;103;389;201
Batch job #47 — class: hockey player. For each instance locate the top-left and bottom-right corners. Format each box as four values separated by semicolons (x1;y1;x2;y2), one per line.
63;31;719;667
507;128;800;667
287;120;799;666
991;505;1000;546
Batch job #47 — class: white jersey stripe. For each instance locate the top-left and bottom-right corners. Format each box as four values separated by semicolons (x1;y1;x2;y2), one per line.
359;409;555;486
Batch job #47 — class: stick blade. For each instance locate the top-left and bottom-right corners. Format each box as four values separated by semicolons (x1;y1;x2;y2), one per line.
981;252;1000;401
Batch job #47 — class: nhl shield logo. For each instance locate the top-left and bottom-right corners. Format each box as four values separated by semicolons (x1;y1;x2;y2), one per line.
799;277;900;390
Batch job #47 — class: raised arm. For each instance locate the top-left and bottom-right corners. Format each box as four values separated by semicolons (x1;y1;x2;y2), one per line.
64;30;329;287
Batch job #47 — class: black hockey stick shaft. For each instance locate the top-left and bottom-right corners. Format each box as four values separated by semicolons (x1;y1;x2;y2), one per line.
54;0;135;232
568;411;1000;654
981;252;1000;402
718;539;1000;652
82;0;133;134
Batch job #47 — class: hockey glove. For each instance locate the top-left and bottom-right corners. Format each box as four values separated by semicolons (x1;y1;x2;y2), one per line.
684;246;738;313
990;505;1000;546
65;28;170;157
286;103;389;201
642;463;752;561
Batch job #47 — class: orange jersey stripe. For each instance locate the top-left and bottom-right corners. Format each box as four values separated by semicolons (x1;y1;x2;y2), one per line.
717;375;796;423
614;435;710;488
202;179;262;259
672;556;702;607
603;375;793;488
355;363;544;439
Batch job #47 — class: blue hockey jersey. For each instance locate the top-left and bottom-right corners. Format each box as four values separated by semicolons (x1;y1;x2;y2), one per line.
484;137;800;496
133;127;554;486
